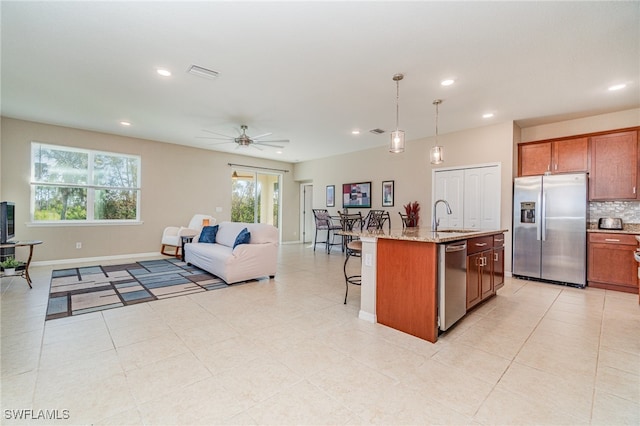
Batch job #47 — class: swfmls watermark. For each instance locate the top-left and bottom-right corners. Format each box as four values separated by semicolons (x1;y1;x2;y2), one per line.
4;409;70;421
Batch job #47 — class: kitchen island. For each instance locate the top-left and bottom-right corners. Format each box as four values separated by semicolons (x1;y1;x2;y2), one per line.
343;227;508;343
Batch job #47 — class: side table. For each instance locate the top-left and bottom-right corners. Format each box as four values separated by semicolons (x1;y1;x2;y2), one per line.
0;240;44;288
180;236;194;262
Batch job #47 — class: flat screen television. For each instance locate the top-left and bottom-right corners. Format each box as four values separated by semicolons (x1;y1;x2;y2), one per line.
1;202;15;243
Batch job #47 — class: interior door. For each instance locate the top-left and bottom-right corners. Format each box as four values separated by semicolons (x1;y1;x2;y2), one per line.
301;184;314;243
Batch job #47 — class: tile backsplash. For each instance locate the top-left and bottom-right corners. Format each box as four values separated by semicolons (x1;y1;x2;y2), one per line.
589;201;640;224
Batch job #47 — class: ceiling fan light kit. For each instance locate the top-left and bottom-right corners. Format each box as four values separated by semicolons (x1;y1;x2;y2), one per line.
199;124;290;150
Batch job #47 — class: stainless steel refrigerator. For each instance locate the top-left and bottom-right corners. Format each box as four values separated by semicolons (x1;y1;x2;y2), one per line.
512;173;587;287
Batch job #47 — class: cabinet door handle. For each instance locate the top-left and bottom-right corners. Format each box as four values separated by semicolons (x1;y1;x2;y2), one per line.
475;242;488;247
604;238;620;242
634;186;637;194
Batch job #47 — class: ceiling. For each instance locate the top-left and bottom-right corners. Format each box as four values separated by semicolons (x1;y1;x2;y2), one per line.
2;1;638;163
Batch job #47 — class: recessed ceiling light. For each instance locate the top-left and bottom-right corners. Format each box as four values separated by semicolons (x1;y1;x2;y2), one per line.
608;83;626;91
276;151;283;154
120;121;131;126
351;130;360;135
156;69;171;77
482;113;494;119
441;79;455;86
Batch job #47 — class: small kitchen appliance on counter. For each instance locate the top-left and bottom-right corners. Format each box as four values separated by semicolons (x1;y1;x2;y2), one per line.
598;217;623;230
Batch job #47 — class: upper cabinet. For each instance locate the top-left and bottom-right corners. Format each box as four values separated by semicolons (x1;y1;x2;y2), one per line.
589;131;639;200
518;137;588;176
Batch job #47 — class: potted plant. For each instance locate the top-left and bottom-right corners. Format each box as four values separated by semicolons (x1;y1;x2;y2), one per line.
403;201;420;227
1;256;22;276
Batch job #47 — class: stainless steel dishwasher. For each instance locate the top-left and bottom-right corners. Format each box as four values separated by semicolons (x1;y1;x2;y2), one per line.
438;241;467;331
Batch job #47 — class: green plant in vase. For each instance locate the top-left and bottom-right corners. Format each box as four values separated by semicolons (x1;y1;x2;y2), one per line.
1;256;23;275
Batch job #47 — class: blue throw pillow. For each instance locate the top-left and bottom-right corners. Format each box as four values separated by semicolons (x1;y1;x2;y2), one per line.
233;227;251;248
198;225;219;244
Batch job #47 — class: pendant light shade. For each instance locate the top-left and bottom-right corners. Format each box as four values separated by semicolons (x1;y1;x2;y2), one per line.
390;73;405;153
430;99;444;164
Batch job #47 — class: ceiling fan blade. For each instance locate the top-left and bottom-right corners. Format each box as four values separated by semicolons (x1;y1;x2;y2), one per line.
202;129;235;139
259;139;289;144
250;132;272;140
250;145;264;150
255;143;285;148
196;136;234;141
207;141;235;146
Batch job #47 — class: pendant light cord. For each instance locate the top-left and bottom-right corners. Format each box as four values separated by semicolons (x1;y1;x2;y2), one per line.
396;79;400;130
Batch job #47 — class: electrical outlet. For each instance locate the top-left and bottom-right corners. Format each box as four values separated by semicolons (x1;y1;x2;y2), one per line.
216;207;222;213
76;242;82;249
365;254;373;267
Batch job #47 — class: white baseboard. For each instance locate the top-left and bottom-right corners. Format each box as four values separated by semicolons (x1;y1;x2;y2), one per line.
31;252;163;267
358;310;376;323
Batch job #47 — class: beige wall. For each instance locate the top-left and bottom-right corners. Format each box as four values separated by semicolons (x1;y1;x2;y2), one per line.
0;117;298;262
520;108;640;142
294;121;517;272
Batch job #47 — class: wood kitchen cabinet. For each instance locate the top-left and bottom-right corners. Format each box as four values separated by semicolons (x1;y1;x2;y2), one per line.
467;234;506;309
493;233;505;291
588;232;639;294
466;236;493;310
518;138;588;177
589;131;639;200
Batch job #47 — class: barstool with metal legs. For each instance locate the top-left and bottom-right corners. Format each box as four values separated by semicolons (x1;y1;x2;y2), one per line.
343;239;362;304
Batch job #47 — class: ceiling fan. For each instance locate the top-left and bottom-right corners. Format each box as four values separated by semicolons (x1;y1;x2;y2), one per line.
197;125;290;150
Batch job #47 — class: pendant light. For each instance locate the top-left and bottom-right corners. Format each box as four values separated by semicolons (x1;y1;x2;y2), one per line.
430;99;444;164
389;73;405;153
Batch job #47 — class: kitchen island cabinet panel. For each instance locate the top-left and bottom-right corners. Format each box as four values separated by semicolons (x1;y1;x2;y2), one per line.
376;238;438;342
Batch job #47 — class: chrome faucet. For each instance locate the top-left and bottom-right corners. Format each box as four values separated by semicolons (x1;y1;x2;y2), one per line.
432;199;452;232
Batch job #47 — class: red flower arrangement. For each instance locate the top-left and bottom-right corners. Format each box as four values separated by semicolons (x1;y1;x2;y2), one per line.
403;201;420;227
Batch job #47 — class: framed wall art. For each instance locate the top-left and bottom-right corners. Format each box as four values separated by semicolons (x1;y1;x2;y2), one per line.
382;180;394;207
342;182;372;208
326;185;335;207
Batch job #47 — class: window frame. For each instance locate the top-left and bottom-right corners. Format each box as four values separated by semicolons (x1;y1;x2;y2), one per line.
30;142;142;225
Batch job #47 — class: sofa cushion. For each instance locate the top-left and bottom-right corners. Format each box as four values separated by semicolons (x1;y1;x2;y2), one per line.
216;222;248;247
233;228;251;248
198;225;219;244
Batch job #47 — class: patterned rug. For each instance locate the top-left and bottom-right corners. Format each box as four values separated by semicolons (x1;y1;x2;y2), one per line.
46;259;228;320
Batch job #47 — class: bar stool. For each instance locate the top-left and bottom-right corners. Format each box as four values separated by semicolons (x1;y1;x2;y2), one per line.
343;239;362;304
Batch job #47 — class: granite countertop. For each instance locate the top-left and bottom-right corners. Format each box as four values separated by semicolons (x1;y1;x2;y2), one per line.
587;223;640;235
339;227;509;243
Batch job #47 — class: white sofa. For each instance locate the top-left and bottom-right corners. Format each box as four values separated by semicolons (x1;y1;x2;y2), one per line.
184;221;278;284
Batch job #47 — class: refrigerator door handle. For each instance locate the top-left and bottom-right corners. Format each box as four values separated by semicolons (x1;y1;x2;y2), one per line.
536;191;542;241
541;190;547;241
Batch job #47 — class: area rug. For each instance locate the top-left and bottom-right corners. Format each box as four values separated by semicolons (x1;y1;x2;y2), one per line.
46;259;228;320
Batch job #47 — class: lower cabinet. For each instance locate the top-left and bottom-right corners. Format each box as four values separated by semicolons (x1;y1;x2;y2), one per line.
588;233;638;294
467;233;505;310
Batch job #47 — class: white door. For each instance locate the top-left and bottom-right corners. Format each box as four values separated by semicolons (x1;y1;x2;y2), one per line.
463;166;500;230
434;170;464;229
300;184;314;243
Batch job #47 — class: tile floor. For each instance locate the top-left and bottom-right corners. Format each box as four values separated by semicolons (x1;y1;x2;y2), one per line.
1;243;639;425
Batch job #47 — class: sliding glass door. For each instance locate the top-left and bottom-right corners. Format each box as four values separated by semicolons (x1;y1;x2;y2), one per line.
231;169;280;227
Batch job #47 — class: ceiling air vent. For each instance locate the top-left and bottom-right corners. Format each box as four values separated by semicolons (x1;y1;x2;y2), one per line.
369;128;385;134
187;65;219;80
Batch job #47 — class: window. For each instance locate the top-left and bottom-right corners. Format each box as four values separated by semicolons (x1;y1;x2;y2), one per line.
31;142;141;223
231;169;280;227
